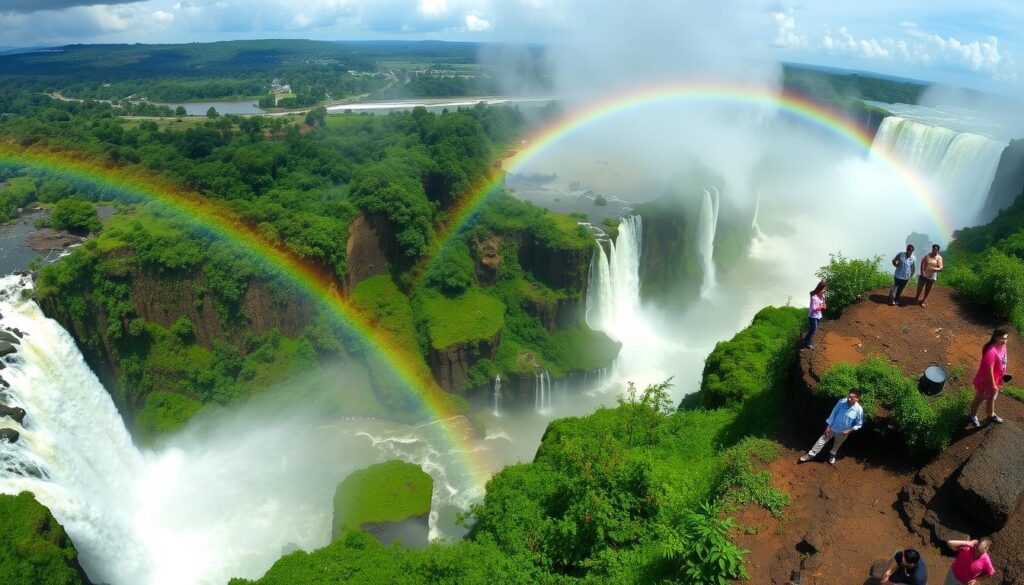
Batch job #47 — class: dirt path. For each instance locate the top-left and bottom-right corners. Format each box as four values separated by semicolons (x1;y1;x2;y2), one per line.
735;285;1024;585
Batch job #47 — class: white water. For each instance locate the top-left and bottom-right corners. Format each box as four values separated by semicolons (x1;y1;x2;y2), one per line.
534;370;551;414
586;215;642;334
0;275;484;585
492;375;502;417
872;116;1006;225
697;186;720;297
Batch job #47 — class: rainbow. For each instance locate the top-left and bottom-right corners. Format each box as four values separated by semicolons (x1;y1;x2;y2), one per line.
0;145;491;493
423;82;954;273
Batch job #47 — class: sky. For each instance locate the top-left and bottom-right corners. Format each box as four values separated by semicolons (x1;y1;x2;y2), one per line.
0;0;1021;93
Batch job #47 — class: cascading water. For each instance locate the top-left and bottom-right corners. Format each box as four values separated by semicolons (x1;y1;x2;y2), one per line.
492;375;502;417
697;186;720;298
534;370;551;414
585;215;642;335
0;274;482;585
872;116;1006;225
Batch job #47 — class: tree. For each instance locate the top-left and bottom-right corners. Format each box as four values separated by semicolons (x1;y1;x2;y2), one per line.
174;105;187;116
49;198;101;234
304;106;327;128
206;106;219;118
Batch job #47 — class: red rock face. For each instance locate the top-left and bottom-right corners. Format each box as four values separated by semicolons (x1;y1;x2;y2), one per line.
345;213;397;292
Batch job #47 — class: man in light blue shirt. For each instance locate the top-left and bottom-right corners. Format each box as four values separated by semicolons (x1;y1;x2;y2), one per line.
798;390;864;465
888;244;917;306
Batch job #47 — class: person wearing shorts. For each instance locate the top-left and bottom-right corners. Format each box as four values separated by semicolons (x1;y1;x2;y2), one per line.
969;329;1008;427
915;244;943;308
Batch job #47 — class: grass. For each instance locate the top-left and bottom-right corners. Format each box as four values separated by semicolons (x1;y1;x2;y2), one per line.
352;275;419;354
1004;385;1024;402
94;209;186;252
134;390;203;442
333;461;433;538
417;287;504;349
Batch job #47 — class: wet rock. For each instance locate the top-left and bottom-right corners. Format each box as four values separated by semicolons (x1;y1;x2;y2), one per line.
0;428;19;443
955;425;1024;529
0;341;16;357
0;331;19;345
0;375;8;388
8;328;24;338
0;405;25;424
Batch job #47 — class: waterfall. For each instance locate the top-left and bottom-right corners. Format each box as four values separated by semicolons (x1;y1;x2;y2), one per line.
492;375;502;417
697;186;720;298
0;274;479;585
872;116;1007;225
585;215;642;337
751;188;765;241
534;370;551;414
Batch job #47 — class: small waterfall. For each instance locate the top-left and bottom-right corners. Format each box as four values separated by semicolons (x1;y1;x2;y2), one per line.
697;186;720;298
492;375;502;417
872;116;1007;226
534;369;551;414
585;215;642;337
751;188;765;241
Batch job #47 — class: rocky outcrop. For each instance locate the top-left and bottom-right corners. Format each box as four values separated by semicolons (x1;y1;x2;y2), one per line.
0;404;26;424
345;213;397;290
471;234;502;286
429;330;501;394
981;138;1024;221
954;424;1024;529
0;427;19;443
0;340;16;357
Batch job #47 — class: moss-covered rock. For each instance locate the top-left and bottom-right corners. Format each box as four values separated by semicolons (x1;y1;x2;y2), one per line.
0;492;90;585
332;461;433;548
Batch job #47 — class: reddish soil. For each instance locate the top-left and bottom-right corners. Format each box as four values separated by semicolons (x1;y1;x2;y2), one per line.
734;286;1024;585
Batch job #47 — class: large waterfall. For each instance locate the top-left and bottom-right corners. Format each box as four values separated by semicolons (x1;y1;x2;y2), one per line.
872;116;1006;224
697;186;720;297
0;275;479;585
585;215;642;335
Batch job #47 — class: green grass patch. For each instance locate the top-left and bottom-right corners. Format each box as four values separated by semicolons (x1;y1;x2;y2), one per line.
416;287;504;349
1003;385;1024;402
352;275;419;354
94;209;186;252
333;461;433;538
549;326;622;373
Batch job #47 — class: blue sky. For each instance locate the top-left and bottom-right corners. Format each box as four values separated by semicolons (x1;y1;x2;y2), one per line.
0;0;1020;92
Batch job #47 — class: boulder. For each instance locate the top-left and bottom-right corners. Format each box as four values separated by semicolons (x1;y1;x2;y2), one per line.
955;424;1024;529
0;331;19;345
0;428;19;443
0;341;16;358
0;404;26;424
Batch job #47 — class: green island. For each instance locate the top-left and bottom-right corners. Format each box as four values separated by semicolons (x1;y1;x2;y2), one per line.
332;461;433;544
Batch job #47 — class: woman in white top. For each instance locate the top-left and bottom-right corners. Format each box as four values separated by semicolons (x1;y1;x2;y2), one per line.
915;244;943;308
801;280;827;350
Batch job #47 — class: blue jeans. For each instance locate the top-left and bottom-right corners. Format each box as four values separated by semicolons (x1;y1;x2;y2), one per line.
889;277;909;303
802;317;819;347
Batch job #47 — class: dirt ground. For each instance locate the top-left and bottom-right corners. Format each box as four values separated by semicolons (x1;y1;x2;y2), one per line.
734;285;1024;585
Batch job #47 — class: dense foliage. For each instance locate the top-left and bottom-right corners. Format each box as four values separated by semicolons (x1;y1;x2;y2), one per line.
48;199;101;234
815;253;892;317
816;357;970;453
0;493;87;585
782;64;927;106
236;308;799;584
333;461;433;539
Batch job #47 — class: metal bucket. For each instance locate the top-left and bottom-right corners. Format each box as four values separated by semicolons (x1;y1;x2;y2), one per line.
919;363;947;396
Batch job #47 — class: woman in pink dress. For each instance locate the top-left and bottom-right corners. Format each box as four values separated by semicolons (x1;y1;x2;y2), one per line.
944;538;995;585
969;329;1008;427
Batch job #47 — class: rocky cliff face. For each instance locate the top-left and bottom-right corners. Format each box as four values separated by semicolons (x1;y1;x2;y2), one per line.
429;329;501;394
345;213;397;291
981;138;1024;221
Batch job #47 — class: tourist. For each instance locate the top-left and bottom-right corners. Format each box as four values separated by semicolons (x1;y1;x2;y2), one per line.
881;548;927;584
798;390;864;465
915;244;944;307
944;538;995;585
800;280;827;350
889;244;917;306
969;329;1008;427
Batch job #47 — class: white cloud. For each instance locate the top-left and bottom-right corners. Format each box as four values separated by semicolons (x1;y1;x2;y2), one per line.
772;10;805;48
465;11;490;32
152;10;174;24
418;0;448;18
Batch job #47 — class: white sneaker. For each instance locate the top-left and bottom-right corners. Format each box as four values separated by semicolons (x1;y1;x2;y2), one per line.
970;415;981;428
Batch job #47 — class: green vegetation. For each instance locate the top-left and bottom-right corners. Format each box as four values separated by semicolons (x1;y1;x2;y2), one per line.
352;276;420;354
135;390;204;442
415;287;505;349
238;308;798;584
333;461;433;539
699;306;806;408
816;357;971;453
0;492;86;585
49;199;101;234
815;253;892;317
0;176;37;223
782;64;927;106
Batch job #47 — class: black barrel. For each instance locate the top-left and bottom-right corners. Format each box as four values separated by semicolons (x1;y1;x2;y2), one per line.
919;363;947;396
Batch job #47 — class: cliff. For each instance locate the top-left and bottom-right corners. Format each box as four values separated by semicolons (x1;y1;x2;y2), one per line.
981;138;1024;222
0;492;92;585
344;213;398;292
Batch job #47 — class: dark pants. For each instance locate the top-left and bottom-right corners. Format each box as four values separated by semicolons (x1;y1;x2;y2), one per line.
802;317;819;347
889;277;909;304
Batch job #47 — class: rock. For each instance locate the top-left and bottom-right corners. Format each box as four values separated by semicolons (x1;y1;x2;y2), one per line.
0;405;25;424
9;328;24;338
0;331;20;345
0;341;16;357
0;428;19;443
955;425;1024;529
799;528;828;555
0;375;8;388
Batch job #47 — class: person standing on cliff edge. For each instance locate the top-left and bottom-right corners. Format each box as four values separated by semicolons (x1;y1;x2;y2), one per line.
798;390;864;466
915;244;943;308
800;280;827;350
889;244;917;306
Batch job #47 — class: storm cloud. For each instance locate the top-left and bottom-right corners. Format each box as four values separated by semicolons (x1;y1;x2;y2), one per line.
1;0;141;14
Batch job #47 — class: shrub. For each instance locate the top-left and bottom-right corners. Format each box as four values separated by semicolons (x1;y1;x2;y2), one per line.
815;253;891;317
945;248;1024;331
169;317;196;342
718;438;789;517
659;500;748;585
49;198;101;234
0;492;87;585
816;357;967;454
